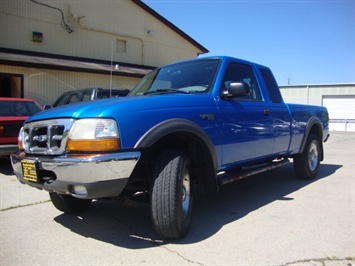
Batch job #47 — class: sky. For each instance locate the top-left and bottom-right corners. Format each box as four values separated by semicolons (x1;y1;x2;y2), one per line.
143;0;355;86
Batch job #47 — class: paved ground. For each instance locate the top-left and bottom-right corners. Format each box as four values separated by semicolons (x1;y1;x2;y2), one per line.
0;131;354;265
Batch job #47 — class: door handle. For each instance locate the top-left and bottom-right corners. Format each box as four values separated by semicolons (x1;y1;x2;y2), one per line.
264;109;272;115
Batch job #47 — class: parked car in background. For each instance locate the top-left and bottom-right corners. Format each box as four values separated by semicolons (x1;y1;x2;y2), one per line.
44;88;130;109
0;97;42;158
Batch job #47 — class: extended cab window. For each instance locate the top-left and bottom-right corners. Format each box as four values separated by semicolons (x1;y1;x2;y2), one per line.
259;67;283;103
222;63;261;100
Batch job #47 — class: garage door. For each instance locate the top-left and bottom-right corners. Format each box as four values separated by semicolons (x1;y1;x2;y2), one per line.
323;95;355;131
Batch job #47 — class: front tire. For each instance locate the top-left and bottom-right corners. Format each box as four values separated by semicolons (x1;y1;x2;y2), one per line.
294;134;321;180
49;192;92;213
151;149;193;239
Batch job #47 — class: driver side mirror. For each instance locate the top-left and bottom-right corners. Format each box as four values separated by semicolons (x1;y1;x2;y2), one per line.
221;81;250;99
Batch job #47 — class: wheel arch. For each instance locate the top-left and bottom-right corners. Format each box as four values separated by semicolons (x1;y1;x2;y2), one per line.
135;119;219;195
299;116;324;161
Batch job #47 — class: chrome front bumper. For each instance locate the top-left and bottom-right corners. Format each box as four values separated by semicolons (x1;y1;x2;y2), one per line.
11;151;141;199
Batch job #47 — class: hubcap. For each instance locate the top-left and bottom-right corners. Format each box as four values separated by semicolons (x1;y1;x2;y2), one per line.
308;141;319;171
181;169;191;219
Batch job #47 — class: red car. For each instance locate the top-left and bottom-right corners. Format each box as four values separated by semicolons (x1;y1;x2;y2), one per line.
0;97;42;158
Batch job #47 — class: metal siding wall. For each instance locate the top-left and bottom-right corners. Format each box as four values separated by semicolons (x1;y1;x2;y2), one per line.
0;0;205;126
0;65;140;106
280;88;308;104
280;85;355;105
280;85;355;131
0;0;202;67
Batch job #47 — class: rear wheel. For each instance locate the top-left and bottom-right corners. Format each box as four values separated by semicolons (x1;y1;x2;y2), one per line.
49;192;92;213
294;134;321;180
151;148;193;239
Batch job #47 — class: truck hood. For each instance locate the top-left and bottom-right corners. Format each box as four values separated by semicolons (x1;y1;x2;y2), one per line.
25;94;214;123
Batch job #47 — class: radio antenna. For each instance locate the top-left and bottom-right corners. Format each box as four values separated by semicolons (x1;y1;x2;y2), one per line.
109;40;114;97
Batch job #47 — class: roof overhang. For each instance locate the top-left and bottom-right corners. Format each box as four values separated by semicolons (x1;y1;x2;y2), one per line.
0;49;153;78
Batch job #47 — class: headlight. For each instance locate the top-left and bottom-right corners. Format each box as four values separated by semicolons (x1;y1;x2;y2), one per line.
66;119;120;152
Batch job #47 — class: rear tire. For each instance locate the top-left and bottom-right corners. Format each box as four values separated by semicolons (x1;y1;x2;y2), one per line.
294;134;321;180
49;192;92;213
151;148;193;239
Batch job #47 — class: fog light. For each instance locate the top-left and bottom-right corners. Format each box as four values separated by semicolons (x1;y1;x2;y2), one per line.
72;185;88;196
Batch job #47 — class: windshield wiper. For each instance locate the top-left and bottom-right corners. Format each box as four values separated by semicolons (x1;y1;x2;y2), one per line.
144;89;190;95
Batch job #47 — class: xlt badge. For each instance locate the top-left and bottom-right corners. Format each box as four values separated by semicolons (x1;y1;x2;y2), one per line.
199;114;215;120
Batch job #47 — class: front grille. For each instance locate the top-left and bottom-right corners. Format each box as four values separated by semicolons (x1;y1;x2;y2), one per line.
21;119;75;155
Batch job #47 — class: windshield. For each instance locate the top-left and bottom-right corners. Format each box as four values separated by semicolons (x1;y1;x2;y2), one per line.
130;59;220;96
0;100;42;116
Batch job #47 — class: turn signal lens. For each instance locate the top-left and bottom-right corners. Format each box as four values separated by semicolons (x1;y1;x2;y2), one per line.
18;140;24;150
66;139;120;152
18;127;24;150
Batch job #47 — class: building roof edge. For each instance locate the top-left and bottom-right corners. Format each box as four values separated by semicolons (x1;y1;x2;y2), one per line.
280;83;355;88
131;0;209;55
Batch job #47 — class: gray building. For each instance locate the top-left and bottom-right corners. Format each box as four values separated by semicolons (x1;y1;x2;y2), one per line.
280;84;355;131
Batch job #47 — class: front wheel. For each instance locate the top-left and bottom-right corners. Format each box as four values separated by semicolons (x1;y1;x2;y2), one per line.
49;192;92;213
293;134;321;180
151;149;193;239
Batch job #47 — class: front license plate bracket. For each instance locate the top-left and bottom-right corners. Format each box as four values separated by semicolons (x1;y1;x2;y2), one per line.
21;160;39;182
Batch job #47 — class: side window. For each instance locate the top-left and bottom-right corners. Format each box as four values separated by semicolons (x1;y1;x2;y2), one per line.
222;63;261;100
81;91;92;102
259;67;283;103
53;93;69;107
97;91;111;99
68;93;79;104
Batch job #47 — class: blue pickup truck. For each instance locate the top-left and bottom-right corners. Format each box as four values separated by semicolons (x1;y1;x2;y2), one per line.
11;56;329;239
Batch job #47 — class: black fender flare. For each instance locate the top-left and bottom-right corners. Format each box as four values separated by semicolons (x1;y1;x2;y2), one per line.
134;118;218;171
299;116;324;161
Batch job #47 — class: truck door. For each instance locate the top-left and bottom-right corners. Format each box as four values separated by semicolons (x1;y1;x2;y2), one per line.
217;62;275;168
258;66;292;154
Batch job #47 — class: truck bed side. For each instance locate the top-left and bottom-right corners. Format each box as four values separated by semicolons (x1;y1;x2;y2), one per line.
287;103;329;155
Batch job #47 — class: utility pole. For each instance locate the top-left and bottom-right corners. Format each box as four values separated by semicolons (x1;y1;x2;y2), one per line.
287;77;292;85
